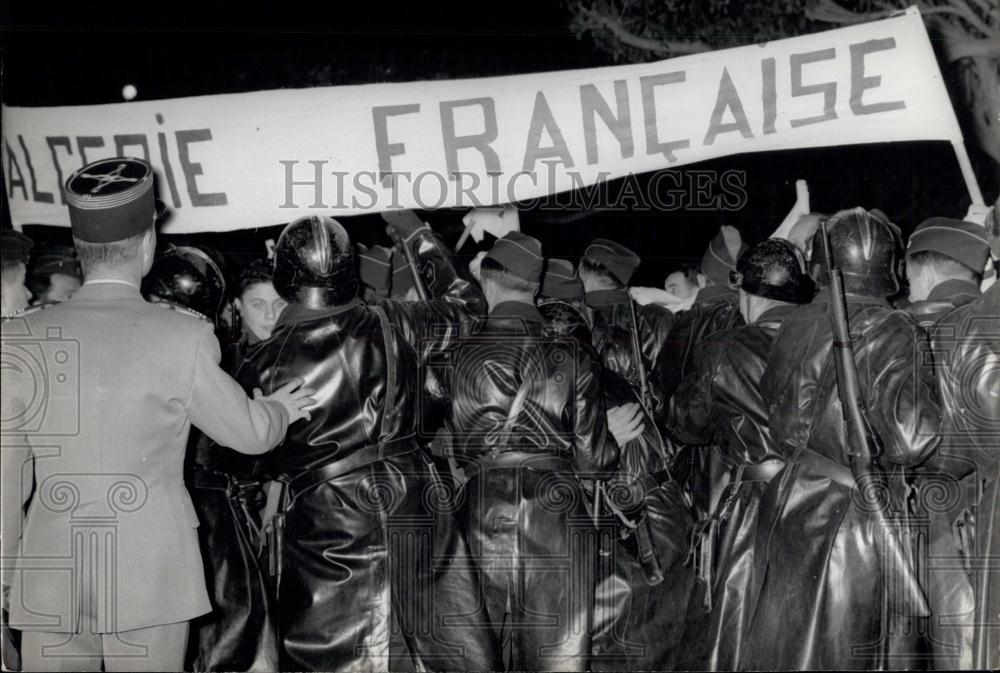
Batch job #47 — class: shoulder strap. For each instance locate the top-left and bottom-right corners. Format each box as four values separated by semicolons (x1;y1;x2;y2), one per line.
373;305;398;447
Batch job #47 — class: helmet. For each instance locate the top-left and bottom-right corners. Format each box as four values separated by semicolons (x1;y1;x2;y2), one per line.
273;215;357;308
730;239;815;304
809;207;903;296
144;245;226;319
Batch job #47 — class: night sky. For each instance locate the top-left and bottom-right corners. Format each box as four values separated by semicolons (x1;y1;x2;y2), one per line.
1;1;986;286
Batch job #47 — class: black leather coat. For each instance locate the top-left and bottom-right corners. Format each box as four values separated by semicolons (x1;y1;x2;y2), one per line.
742;292;941;670
187;330;275;672
907;280;999;670
447;300;617;671
591;369;694;672
238;229;499;671
585;289;674;414
667;304;793;670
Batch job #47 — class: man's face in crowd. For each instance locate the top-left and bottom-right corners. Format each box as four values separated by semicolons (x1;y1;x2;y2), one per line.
237;281;287;340
1;262;32;317
664;271;698;299
42;273;82;304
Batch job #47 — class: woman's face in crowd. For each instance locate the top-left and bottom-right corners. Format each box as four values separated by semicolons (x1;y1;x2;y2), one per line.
237;281;287;340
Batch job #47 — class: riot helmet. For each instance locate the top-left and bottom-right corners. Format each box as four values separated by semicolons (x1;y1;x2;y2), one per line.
809;207;903;296
273;215;358;308
144;244;227;320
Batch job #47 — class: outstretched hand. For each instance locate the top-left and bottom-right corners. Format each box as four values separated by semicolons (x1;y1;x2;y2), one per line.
607;402;645;446
256;378;316;424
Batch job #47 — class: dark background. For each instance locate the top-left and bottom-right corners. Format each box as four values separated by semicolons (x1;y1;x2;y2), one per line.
1;0;985;287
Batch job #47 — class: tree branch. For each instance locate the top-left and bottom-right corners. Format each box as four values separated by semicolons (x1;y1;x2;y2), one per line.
575;4;711;55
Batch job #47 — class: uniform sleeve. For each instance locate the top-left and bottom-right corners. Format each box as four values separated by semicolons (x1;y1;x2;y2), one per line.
865;312;942;467
667;337;725;446
381;227;486;365
186;323;289;455
0;357;33;589
572;344;619;477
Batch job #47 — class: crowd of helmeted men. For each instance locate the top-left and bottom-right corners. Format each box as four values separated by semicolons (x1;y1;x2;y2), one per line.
1;157;998;673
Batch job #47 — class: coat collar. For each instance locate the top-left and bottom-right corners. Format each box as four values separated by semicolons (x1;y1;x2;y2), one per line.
584;288;629;308
927;278;981;303
695;284;735;304
489;300;544;322
275;297;364;328
73;280;143;301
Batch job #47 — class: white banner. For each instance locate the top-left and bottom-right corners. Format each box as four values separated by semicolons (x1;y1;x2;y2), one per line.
2;7;963;233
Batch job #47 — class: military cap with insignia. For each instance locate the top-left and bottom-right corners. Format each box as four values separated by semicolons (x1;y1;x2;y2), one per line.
907;217;990;274
65;157;156;242
484;231;544;282
583;238;640;285
541;258;584;300
2;229;33;265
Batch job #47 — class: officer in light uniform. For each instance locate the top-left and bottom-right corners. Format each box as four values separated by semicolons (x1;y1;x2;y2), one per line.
0;157;313;672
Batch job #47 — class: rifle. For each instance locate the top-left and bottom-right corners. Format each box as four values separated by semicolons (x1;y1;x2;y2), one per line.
819;220;930;624
625;295;654;412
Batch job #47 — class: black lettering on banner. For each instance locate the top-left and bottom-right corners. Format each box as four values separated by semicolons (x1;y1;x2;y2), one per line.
4;139;29;200
704;67;754;146
439;98;501;179
156;113;182;208
46;137;74;205
76;136;105;166
850;38;906;115
114;134;151;162
580;80;634;164
639;72;690;163
789;48;838;128
18;135;54;204
761;57;777;135
279;160;328;208
373;104;421;187
175;129;227;207
523;91;574;172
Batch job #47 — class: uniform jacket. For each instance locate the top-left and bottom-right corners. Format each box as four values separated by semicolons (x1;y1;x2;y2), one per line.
448;300;618;670
668;304;792;670
0;281;288;634
236;230;497;671
742;291;941;670
585;289;674;414
907;280;999;669
655;285;743;407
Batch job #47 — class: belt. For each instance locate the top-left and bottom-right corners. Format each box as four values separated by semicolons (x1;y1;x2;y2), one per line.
475;451;574;472
739;459;786;483
281;435;417;507
791;446;856;489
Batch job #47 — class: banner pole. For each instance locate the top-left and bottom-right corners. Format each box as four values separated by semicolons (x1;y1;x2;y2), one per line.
952;139;985;205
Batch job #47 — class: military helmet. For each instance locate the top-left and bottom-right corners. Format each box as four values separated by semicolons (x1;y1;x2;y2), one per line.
273;215;357;308
810;207;903;296
730;238;815;304
143;245;227;320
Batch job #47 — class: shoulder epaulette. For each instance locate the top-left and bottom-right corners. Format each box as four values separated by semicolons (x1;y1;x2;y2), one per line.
154;301;210;322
